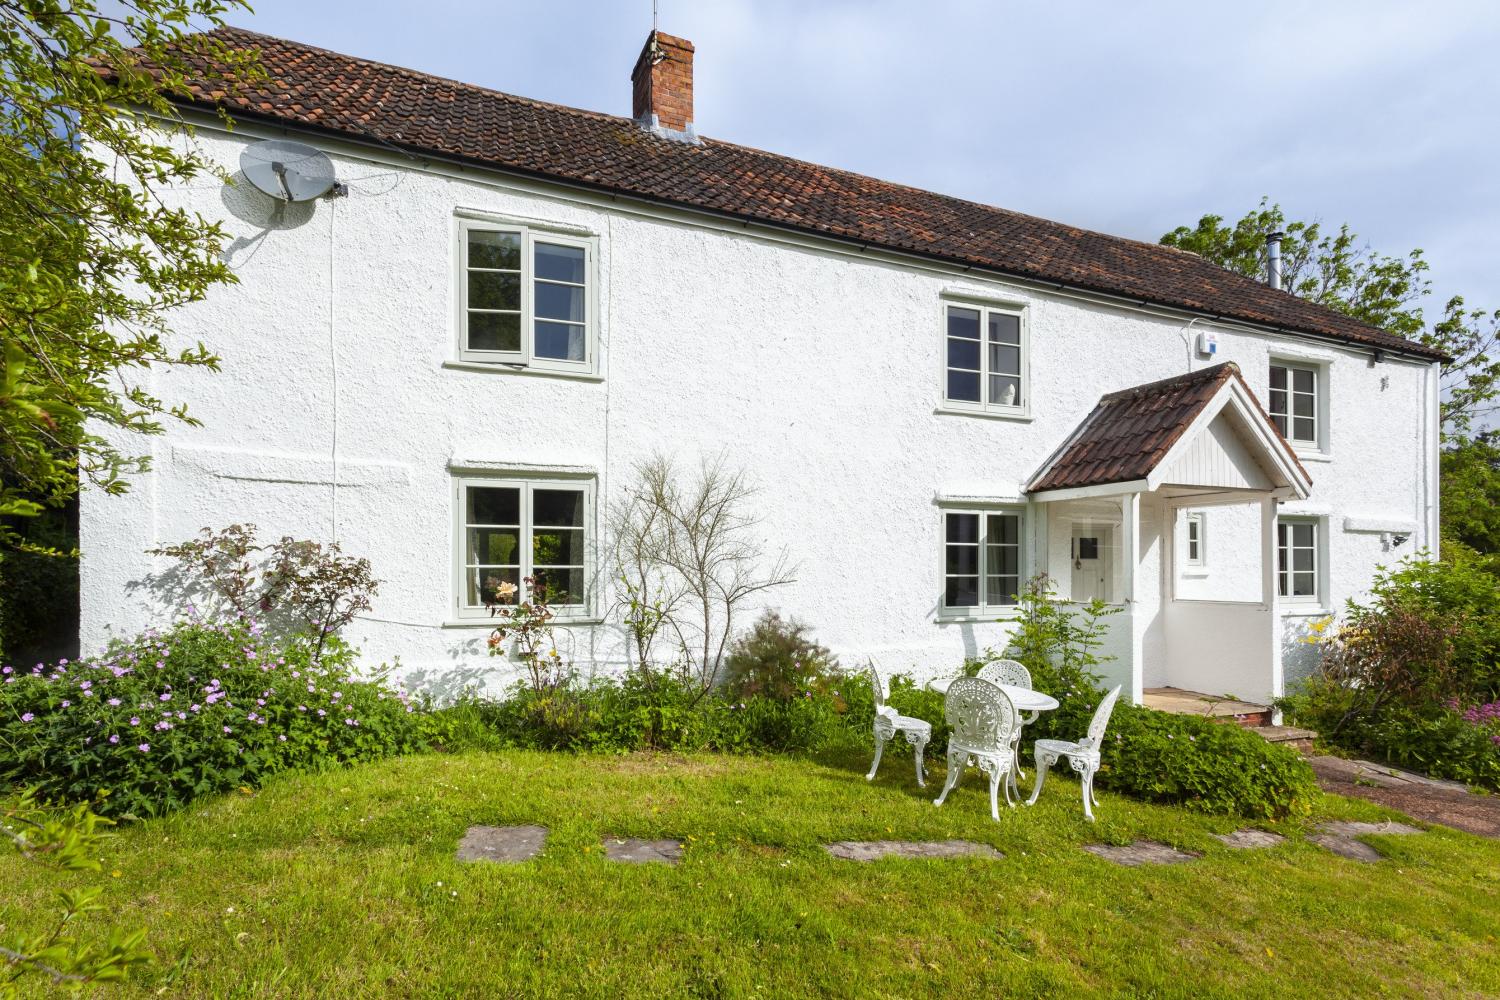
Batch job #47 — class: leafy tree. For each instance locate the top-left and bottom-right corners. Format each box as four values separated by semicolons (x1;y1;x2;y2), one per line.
1440;433;1500;560
0;1;256;553
1161;198;1500;437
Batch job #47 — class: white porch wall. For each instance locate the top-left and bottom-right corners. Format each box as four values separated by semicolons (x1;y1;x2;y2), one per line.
1173;503;1262;603
79;121;1439;700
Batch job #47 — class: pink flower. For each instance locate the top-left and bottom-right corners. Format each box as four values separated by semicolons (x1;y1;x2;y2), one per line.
108;697;121;706
138;743;150;752
129;716;140;726
108;734;119;744
60;700;70;708
20;712;34;723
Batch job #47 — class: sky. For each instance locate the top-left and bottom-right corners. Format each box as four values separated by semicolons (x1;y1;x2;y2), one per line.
226;0;1500;318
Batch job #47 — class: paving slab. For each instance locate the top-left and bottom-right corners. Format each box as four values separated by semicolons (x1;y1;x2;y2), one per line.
1212;829;1287;849
1308;820;1422;863
456;824;547;863
603;837;683;864
1317;820;1423;837
823;839;1003;861
1082;840;1199;866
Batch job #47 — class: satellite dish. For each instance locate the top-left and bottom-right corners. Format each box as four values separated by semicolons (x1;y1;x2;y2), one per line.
240;139;339;202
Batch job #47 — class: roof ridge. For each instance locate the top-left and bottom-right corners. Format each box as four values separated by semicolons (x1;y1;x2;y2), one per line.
1099;362;1238;402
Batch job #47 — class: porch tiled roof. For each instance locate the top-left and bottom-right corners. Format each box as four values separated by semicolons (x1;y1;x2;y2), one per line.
135;27;1445;362
1028;362;1307;493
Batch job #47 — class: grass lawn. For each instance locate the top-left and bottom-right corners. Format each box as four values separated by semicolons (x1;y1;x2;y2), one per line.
4;749;1498;998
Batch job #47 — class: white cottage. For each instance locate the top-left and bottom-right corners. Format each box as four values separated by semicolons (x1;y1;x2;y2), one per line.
82;27;1444;707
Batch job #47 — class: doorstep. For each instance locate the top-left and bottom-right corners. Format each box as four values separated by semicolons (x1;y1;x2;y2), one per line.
1142;687;1272;727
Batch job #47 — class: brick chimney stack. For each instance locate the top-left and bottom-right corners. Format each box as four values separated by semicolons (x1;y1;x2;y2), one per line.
631;31;695;138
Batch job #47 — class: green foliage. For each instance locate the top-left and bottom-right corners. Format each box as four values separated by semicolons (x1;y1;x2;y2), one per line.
0;502;77;665
1160;197;1500;437
1440;434;1500;561
723;610;838;701
1098;705;1318;819
2;789;152;994
998;574;1119;740
0;621;424;818
0;1;260;547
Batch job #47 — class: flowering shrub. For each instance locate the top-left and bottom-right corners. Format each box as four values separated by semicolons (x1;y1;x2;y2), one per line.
723;610;839;702
0;621;424;818
484;576;568;693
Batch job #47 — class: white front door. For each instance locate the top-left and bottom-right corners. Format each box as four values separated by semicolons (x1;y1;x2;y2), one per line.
1071;528;1112;603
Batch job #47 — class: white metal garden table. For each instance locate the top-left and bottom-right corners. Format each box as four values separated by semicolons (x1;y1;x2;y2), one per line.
926;676;1060;714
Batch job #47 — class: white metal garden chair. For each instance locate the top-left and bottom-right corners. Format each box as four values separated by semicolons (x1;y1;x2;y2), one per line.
865;664;932;787
932;677;1019;821
977;658;1035;789
1025;685;1122;822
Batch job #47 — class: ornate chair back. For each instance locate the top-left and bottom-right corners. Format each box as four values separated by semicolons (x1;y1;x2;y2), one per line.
943;677;1017;753
867;663;888;715
977;658;1032;690
1080;686;1123;751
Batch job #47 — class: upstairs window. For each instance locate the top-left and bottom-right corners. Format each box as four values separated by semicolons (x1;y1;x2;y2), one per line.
1269;362;1318;447
455;476;592;619
942;509;1023;615
459;220;595;371
944;303;1026;414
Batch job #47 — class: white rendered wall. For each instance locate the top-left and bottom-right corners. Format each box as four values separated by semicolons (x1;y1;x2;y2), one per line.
79;121;1439;700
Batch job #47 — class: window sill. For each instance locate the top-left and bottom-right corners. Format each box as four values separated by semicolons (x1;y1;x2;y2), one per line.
935;611;1022;624
441;615;604;629
1292;449;1333;464
442;360;603;383
933;405;1033;423
1279;606;1330;618
1180;570;1209;579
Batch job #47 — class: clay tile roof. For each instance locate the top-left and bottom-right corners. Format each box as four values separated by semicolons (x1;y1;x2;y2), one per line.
151;27;1443;362
1028;362;1308;493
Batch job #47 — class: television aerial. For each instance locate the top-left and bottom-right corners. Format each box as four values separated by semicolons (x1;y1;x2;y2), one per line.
240;139;343;202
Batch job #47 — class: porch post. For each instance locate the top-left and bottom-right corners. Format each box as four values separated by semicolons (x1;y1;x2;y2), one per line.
1122;492;1143;706
1261;495;1284;722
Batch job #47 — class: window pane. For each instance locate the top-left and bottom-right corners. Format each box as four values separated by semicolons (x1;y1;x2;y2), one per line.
1270;412;1288;436
1292;368;1315;394
534;242;586;284
468;486;520;525
946;513;980;543
468;312;520;352
467;527;519;565
534;489;584;527
986;576;1019;606
988;313;1020;345
1277;522;1288;546
989;342;1021;376
947;307;980;340
1293;546;1314;572
1292;571;1316;597
989;375;1021;406
469;230;520;270
531;567;584;605
1292;392;1315;418
1293;523;1315;548
535;321;586;361
946;545;979;575
989;513;1019;545
945;576;979;608
535;282;585;322
533;528;584;566
947;337;981;370
947;370;981;402
1292;417;1315;441
469;271;520;310
467;567;520;607
1270;366;1287;391
1268;389;1288;416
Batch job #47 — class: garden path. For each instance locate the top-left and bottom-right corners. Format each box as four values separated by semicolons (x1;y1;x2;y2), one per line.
1307;755;1500;840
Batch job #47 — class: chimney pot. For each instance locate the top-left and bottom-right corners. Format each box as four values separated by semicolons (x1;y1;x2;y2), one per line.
632;30;696;138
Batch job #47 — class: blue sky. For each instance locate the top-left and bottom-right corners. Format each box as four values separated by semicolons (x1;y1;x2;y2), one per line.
229;0;1498;319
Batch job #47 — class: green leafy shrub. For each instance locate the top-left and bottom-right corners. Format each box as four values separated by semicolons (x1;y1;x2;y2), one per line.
0;620;424;818
1097;705;1318;818
998;575;1121;741
723;610;838;701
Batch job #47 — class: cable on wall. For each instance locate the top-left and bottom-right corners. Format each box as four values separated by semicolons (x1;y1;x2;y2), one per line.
328;197;340;542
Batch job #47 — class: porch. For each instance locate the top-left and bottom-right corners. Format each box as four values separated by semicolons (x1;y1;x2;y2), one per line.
1026;362;1313;710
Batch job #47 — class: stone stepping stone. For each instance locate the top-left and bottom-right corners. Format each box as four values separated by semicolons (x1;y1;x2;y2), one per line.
823;839;1003;861
1083;840;1199;866
1309;820;1422;862
456;824;547;863
1212;829;1287;849
603;837;683;864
